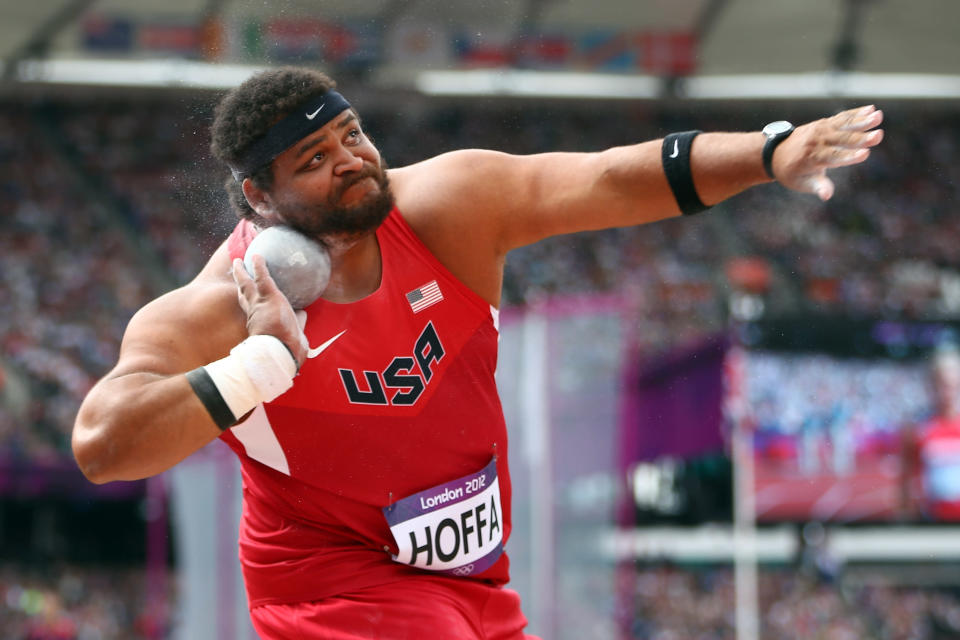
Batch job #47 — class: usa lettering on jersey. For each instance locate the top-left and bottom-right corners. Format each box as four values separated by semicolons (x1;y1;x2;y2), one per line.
338;321;445;406
383;458;503;577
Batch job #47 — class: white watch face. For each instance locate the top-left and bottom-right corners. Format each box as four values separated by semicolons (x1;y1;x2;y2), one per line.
763;120;793;136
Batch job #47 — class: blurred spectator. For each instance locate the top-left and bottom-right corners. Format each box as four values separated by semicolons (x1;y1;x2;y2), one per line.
745;351;929;472
902;344;960;521
795;521;842;585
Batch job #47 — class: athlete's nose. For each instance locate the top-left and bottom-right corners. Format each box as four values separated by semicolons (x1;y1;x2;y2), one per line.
333;147;364;176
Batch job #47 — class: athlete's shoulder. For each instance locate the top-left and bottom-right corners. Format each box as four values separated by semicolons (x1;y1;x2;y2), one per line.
386;151;512;308
388;149;511;195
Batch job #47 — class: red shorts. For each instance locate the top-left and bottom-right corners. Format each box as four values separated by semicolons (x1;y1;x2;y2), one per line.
249;576;540;640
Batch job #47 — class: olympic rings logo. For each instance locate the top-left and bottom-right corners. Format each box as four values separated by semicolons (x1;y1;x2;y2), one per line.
451;564;475;576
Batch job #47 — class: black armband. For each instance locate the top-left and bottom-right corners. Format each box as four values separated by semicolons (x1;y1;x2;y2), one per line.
185;367;237;431
662;130;709;216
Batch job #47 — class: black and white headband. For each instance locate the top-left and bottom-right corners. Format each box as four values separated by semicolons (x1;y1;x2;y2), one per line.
229;90;352;181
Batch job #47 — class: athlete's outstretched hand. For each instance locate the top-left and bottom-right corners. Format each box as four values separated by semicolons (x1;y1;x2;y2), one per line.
232;255;307;368
771;104;884;201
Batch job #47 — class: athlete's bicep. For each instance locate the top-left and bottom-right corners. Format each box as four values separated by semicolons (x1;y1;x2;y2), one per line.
108;283;242;379
73;281;247;483
490;143;683;249
397;146;678;253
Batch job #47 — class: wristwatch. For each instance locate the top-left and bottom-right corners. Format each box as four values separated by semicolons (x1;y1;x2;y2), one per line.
761;120;795;180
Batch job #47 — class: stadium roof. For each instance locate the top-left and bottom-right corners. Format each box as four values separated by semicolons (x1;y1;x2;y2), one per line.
1;0;958;98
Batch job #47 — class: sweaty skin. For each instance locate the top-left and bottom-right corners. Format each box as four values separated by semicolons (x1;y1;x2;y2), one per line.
72;105;884;483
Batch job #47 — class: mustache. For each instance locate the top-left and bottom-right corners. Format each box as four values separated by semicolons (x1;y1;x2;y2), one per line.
332;164;384;202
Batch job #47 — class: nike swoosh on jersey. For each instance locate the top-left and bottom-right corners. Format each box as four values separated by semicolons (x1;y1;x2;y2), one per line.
307;330;346;359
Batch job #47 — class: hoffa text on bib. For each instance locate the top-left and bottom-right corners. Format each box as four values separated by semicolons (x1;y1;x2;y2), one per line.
383;458;503;577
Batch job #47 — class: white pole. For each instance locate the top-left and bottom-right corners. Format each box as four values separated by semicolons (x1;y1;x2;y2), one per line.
729;346;759;640
733;420;759;640
520;310;554;639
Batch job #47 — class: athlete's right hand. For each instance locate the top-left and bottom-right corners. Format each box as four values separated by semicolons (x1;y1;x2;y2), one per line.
232;256;307;369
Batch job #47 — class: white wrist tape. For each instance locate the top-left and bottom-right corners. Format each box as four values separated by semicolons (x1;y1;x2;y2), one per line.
204;335;298;419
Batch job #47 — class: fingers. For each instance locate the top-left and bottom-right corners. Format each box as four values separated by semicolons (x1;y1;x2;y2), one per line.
823;127;884;150
810;174;835;202
835;104;884;132
770;104;882;200
233;255;281;299
818;106;883;154
247;254;272;286
812;146;871;170
232;258;254;312
831;147;871;168
802;105;883;174
232;256;303;364
295;310;310;354
231;257;250;285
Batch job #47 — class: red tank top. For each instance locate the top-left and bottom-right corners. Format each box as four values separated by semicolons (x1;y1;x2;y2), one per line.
221;208;512;607
918;416;960;520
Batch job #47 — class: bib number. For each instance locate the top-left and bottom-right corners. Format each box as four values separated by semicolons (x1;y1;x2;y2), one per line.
383;458;503;577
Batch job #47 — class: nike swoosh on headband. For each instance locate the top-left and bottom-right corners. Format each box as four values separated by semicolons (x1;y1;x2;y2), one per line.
229;90;351;180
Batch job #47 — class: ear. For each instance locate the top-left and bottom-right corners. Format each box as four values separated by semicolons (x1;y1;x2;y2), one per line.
241;178;279;222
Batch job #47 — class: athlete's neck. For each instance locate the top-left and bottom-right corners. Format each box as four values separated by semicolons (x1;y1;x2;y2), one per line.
321;231;382;303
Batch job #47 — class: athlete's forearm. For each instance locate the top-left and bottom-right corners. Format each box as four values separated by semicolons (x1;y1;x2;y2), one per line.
687;131;770;206
492;132;772;249
72;371;223;484
596;106;882;229
596;132;769;223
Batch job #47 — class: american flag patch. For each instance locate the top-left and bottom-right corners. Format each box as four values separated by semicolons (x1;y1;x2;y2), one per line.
406;280;443;313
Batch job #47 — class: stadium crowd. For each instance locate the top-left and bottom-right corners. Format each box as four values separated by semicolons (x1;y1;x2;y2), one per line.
622;563;960;640
745;352;930;472
0;564;173;640
5;560;960;640
728;109;960;318
5;98;959;463
0;108;158;463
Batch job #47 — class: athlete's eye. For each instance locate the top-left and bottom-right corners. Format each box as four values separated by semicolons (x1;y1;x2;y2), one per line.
299;152;324;172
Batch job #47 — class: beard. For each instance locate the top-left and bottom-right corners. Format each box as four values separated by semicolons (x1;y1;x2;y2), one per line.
277;161;394;243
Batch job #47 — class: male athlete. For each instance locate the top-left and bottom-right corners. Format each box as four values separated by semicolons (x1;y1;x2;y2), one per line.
73;67;884;638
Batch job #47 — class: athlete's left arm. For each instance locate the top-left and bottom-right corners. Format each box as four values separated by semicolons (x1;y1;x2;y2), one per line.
458;104;883;251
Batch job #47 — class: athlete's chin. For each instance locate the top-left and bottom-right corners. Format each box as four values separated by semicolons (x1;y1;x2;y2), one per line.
287;182;393;243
